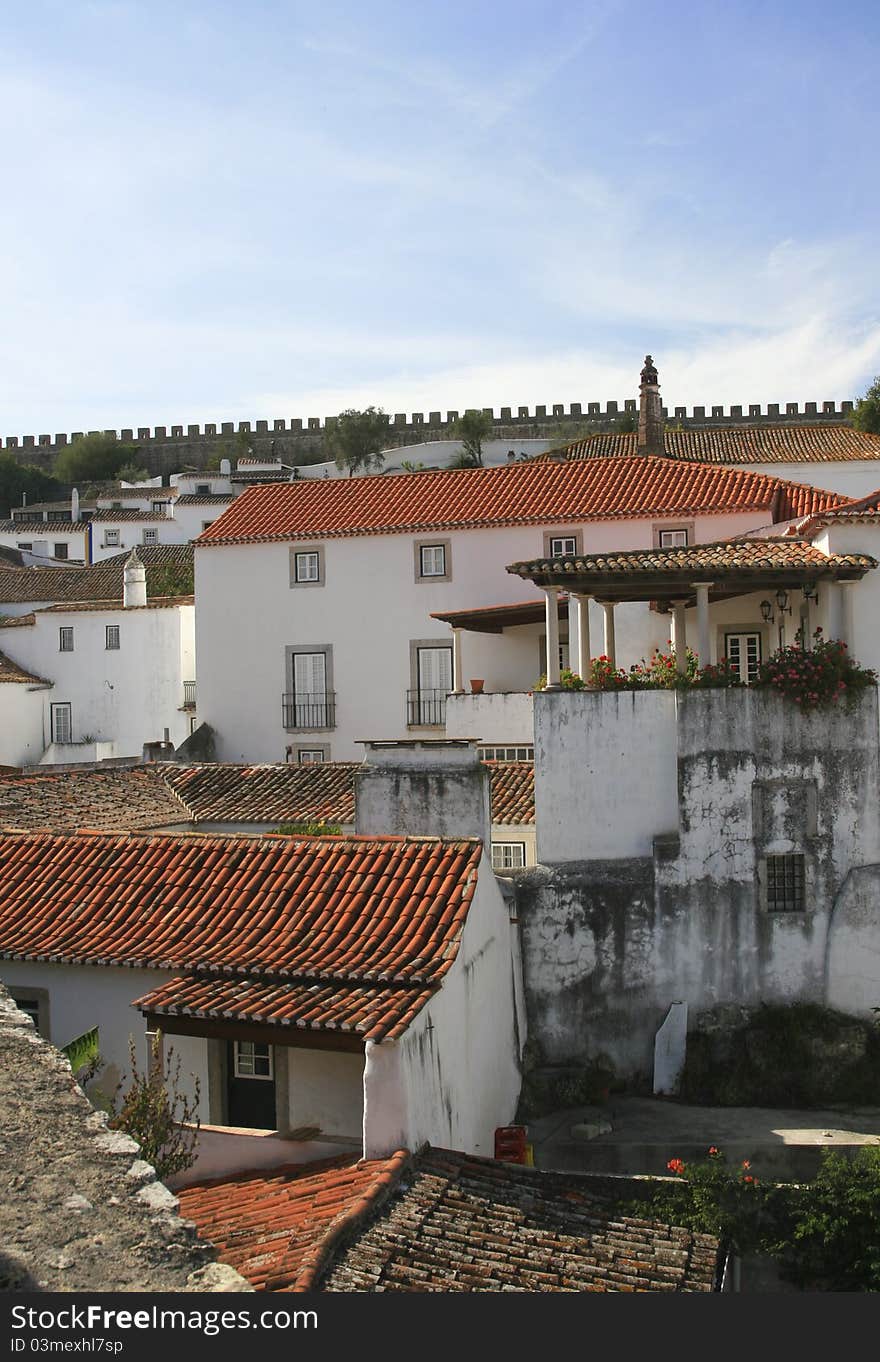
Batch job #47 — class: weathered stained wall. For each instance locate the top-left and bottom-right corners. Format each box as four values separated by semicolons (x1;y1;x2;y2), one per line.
363;859;523;1159
518;688;880;1080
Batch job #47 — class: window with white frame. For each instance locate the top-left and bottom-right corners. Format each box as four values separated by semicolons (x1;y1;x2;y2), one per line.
142;528;159;545
105;624;120;650
549;536;577;557
285;647;333;729
491;842;527;872
104;529;120;547
53;543;68;560
419;544;446;577
16;542;32;551
479;745;535;762
297;749;326;764
233;1041;273;1079
725;631;761;684
195;484;211;494
658;528;689;548
294;551;320;583
59;626;74;652
51;702;72;744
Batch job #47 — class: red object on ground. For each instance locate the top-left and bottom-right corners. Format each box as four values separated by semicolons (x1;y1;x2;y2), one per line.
494;1125;528;1163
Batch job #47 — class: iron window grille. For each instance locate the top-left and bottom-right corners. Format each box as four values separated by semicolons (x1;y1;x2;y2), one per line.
766;854;806;912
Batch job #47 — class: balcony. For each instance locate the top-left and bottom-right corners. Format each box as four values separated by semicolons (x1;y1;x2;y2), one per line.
183;681;196;708
282;692;336;731
406;688;449;728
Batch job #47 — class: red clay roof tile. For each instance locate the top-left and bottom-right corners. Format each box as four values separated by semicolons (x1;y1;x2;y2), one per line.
0;831;482;1038
560;424;880;464
196;457;844;546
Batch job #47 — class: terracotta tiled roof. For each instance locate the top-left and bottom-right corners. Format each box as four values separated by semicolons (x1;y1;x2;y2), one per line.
0;831;482;1039
322;1148;721;1292
0;613;35;628
96;488;179;500
0;761;533;833
0;520;88;534
788;486;880;538
197;458;845;546
508;538;876;581
178;1153;408;1292
0;546;193;606
89;510;171;522
0;768;189;832
161;762;360;825
560;424;880;464
179;1147;720;1293
40;595;193;613
0;650;50;686
175;494;235;506
483;762;534;824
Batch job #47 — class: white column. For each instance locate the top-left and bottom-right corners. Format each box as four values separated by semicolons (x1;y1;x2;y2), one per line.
672;599;688;675
573;593;591;680
840;580;857;653
827;581;845;643
451;627;464;694
544;587;562;689
693;583;712;665
601;601;616;669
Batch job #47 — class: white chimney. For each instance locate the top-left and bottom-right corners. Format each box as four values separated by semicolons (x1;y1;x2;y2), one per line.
123;547;147;608
219;458;231;476
71;487;80;522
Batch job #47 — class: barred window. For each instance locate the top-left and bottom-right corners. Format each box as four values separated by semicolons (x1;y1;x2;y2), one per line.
766;854;806;912
479;745;534;762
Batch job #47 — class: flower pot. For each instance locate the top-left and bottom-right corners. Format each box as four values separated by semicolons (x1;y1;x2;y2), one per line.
469;679;484;694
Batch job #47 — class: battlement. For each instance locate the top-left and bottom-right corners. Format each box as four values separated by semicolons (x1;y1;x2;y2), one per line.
1;398;858;476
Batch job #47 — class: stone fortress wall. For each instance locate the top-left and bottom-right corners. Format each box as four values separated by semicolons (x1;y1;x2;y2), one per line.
2;397;857;479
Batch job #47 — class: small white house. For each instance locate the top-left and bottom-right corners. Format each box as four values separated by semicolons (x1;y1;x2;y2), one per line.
0;551;196;765
0;742;524;1173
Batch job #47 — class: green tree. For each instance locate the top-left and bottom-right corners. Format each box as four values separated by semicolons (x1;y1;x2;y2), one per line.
146;561;195;596
117;464;151;484
324;407;389;478
54;433;140;484
0;454;62;518
452;409;493;467
851;375;880;435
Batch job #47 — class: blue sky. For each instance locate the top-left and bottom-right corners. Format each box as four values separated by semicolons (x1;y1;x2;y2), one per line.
1;0;878;434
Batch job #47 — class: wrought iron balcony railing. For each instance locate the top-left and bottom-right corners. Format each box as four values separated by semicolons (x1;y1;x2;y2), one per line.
406;688;448;727
282;692;337;730
183;681;196;708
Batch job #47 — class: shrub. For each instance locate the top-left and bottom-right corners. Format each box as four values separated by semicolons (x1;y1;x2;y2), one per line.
776;1148;880;1291
755;629;876;711
110;1033;200;1180
533;667;586;691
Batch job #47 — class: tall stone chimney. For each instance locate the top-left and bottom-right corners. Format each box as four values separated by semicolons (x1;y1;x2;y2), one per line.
70;487;80;522
123;547;147;609
638;354;664;456
354;738;490;845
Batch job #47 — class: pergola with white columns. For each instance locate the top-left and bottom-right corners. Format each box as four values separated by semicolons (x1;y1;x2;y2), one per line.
503;538;877;676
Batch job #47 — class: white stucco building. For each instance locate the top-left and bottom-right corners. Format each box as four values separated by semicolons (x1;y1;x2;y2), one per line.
0;551;195;766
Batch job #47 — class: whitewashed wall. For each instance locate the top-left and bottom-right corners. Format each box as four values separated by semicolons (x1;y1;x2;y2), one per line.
0;604;195;760
286;1048;364;1138
196;508;772;763
0;526;89;564
0;681;50;766
363;859;523;1159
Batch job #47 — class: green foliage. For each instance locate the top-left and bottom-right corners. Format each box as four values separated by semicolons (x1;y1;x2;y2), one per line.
146;561;195;596
400;460;426;473
452;409;493;467
62;1026;99;1076
585;648;742;692
755;628;877;710
0;453;62;518
271;821;342;836
615;409;638;432
54;433;140;484
117;465;151;484
850;375;880;435
517;1057;616;1121
533;667;586;691
679;1003;880;1108
111;1033;200;1180
629;1144;880;1290
324;407;389;478
776;1148;880;1291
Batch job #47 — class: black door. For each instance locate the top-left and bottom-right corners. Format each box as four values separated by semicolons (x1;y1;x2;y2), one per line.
227;1041;277;1130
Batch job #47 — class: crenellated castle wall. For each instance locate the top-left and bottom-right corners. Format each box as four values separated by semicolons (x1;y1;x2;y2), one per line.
1;397;858;477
